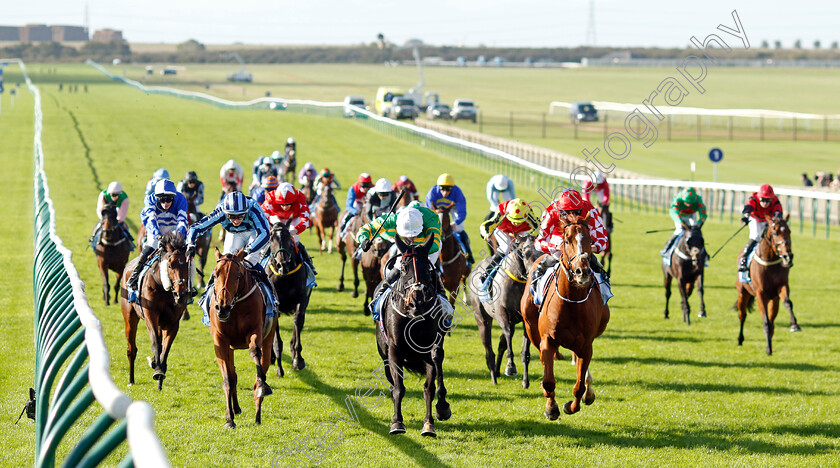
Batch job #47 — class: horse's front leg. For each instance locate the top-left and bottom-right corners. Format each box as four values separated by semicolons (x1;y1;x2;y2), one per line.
763;295;779;356
155;315;181;390
255;320;276;425
273;323;285;378
736;290;750;346
214;343;237;428
663;270;672;319
124;307;139;385
351;257;360;298
696;273;706;318
521;329;531;389
387;349;407;435
338;250;347;291
291;304;306;370
142;313;164;385
780;284;801;332
678;279;691;325
422;362;437;437
114;270;123;306
564;346;592;415
539;340;560;420
432;344;450;422
100;263;110;305
474;308;497;384
499;311;517;377
249;329;273;399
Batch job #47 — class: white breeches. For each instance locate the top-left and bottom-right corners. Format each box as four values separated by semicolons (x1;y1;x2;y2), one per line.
493;230;514;255
224;230;261;266
673;213;698;235
384;244;440;278
748;218;767;241
453;222;465;233
145;224;177;249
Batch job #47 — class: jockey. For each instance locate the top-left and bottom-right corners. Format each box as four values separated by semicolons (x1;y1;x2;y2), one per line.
486;174;515;212
661;187;708;255
393;175;419;201
738;184;784;271
219;159;244;192
313;168;341;206
285;137;296;154
425;173;474;265
251;175;279;205
250;156;277;193
261;182;316;277
298;162;318;187
534;189;611;301
92;181;133;244
176;171;205;219
271;150;284;167
144;168;170;197
478;199;539;283
127;180;189;302
339;173;373;234
187;192;277;313
365;178;397;220
582;171;612;232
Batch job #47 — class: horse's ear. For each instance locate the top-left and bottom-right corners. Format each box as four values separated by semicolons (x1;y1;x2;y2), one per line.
214;246;221;259
784;213;790;222
764;215;772;223
417;235;434;256
583;210;591;222
235;248;246;260
395;235;408;253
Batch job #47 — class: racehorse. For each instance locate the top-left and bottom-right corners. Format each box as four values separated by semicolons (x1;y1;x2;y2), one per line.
282;150;297;184
313;184;339;254
437;206;470;305
301;178;316;206
735;215;799;355
598;203;613;276
266;223;310;375
337;211;364;297
520;213;610;420
468;234;541;387
376;235;451;436
662;223;706;325
119;232;190;390
207;247;277;427
361;237;392;314
94;205;131;305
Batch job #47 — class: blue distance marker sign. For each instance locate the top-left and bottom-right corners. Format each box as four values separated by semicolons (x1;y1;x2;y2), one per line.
708;147;723;162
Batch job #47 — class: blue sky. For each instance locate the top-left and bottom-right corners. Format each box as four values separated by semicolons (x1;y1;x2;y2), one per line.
2;1;838;48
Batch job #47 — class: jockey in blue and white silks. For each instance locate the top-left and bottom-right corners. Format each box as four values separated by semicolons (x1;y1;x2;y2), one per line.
187;192;277;315
424;173;474;265
144;168;170;198
486;174;515;212
127;179;188;302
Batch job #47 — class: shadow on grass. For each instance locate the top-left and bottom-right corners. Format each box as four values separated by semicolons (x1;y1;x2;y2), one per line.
638;380;837;396
293;367;453;468
612;282;731;290
600;356;840;373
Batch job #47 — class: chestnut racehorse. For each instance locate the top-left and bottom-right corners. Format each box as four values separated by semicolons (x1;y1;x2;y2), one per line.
207;248;276;428
437;206;470;305
735;215;800;355
119;232;190;390
313;184;339;254
520;213;610;420
95;205;131;305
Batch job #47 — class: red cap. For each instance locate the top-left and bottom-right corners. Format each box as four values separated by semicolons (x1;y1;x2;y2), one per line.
358;173;372;184
558;189;583;210
758;184;775;199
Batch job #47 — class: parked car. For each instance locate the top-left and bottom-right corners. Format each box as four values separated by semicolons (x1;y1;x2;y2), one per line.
343;95;368;118
427;103;451;120
450;99;477;123
388;97;418;120
569;102;599;123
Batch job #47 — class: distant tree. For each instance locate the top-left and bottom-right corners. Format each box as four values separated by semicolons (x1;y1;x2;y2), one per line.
794;39;802;49
760;40;769;48
814;40;821;49
177;39;206;54
774;40;782;49
832;41;839;49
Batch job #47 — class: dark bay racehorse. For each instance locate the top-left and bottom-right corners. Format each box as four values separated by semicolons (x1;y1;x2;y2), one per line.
520;213;610;420
468;235;541;387
662;223;706;325
208;248;277;428
361;237;392;314
187;202;212;290
266;223;310;374
376;235;451;436
437;206;470;305
599;203;613;276
337;210;364;296
283;150;296;184
119;232;190;390
301;178;316;206
313;184;339;254
95;205;131;305
735;215;799;355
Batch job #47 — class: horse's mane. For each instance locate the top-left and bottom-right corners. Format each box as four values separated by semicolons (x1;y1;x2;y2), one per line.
161;231;186;251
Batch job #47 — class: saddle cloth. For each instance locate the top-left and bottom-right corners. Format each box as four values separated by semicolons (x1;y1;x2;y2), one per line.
738;250;756;284
660;232;684;267
530;264;613;307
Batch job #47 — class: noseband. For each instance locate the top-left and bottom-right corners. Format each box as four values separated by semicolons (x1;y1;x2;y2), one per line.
216;256;258;307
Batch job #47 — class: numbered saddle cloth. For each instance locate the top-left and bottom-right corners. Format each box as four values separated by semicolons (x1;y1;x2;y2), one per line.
738;250;756;285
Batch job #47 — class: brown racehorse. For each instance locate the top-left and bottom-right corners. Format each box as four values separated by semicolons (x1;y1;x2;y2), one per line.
662;223;706;325
361;237;392;314
282;150;296;184
520;213;610;420
437;206;470;305
301;178;316;206
337;211;365;297
208;247;277;428
119;232;190;390
313;184;339;254
95;205;131;305
735;215;799;355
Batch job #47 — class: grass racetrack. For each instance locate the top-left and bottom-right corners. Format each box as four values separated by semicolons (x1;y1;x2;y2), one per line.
3;64;840;467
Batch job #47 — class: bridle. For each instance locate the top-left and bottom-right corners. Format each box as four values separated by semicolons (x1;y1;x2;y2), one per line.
267;224;301;277
553;219;595;304
755;219;793;267
390;249;436;317
437;209;464;266
215;256;258;313
99;208;127;246
675;227;706;266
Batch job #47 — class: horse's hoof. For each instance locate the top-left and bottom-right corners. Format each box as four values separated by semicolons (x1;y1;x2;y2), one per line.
153;370;165;381
292;357;306;371
504;365;517;377
182;311;191;321
435;403;451;421
234;405;242;415
544;404;560;421
224;421;236;429
698;311;707;318
491;373;497;385
389;422;406;435
664;311;669;319
790;324;802;332
337;284;344;292
421;422;437;437
255;384;273;398
584;391;596;406
522;379;530;389
563;401;576;415
352;291;359;298
277;366;285;378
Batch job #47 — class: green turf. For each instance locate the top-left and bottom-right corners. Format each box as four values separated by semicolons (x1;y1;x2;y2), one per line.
5;65;840;467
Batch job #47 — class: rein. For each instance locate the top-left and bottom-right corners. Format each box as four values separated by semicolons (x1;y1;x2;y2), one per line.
553;222;595;304
754;226;789;266
216;257;257;307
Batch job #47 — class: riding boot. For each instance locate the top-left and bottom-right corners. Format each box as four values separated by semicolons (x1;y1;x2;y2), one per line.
339;211;351;234
661;234;678;255
461;230;475;265
251;264;278;312
127;246;154;301
121;222;135;242
479;249;505;283
368;266;400;316
298;243;316;274
590;255;609;284
739;239;758;272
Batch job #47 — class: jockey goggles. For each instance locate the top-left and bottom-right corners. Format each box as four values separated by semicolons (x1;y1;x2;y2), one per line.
439;185;453;192
157;195;174;204
560;208;582;217
759;197;773;203
227;213;247;221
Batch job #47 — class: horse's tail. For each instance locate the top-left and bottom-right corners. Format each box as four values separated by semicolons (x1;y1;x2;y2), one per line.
684;282;693;296
730;296;755;314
